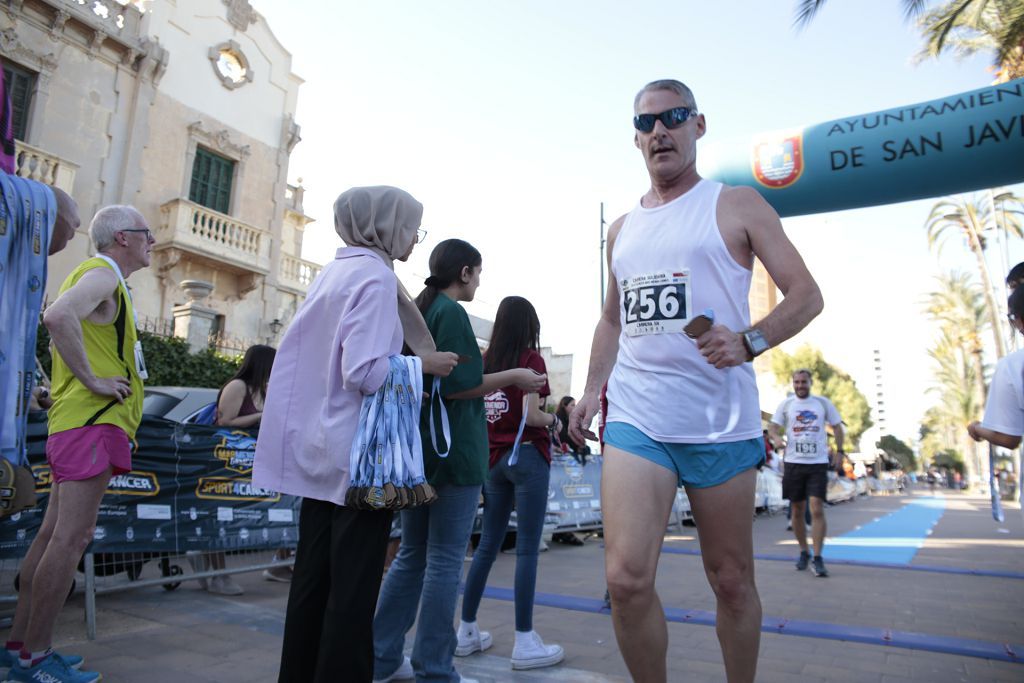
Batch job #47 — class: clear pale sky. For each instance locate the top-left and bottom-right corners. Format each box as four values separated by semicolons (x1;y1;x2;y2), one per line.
254;0;1023;447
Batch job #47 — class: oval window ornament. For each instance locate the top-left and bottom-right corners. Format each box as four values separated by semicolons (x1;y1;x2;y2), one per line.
208;40;254;90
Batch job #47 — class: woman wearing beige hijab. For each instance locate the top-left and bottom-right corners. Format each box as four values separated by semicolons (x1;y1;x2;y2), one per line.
253;186;458;683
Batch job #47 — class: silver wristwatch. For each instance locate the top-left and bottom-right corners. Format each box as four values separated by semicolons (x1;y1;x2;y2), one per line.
741;328;769;359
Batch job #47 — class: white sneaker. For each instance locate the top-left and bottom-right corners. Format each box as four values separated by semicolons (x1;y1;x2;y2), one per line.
373;656;413;682
455;622;492;656
208;574;244;595
511;630;564;670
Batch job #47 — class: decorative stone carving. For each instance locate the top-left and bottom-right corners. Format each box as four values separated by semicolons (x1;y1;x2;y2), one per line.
0;27;17;53
284;116;301;154
237;273;264;299
88;29;107;58
0;27;58;75
222;0;257;31
188;121;251;159
49;10;69;41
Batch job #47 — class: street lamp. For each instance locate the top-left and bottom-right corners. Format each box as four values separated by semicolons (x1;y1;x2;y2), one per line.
268;318;283;337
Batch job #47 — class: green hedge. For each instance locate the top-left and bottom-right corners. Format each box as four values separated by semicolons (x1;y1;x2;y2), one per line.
36;324;239;389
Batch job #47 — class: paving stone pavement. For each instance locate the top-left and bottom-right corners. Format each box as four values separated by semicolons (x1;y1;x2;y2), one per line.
3;487;1021;682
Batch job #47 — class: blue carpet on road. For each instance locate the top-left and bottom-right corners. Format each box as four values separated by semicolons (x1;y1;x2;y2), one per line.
824;495;946;565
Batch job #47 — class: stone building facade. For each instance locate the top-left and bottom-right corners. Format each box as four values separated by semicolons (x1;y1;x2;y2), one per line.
3;0;318;351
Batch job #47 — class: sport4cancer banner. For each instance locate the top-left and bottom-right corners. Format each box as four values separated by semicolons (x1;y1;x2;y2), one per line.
0;414;300;557
545;453;602;530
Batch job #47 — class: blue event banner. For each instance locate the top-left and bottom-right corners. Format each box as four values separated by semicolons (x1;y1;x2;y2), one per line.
701;78;1024;217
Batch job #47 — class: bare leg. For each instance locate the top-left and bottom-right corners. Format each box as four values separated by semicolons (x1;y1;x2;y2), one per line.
790;500;808;553
24;468;112;651
686;469;761;683
808;496;826;556
602;446;678;683
8;485;62;642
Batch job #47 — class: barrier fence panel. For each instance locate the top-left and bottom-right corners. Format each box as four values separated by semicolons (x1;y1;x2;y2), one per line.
0;415;299;637
0;417;889;638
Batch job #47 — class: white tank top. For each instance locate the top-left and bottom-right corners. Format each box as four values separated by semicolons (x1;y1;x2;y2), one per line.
606;179;762;444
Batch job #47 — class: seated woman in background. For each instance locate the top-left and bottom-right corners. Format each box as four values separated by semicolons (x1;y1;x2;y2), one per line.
189;345;277;595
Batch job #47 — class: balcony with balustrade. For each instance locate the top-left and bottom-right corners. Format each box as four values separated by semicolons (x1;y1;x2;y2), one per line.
278;254;322;294
14;140;78;194
156;198;271;276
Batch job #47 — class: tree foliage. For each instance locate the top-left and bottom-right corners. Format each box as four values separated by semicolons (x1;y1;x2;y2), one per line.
878;434;918;471
770;345;873;449
794;0;1024;80
924;191;1024;360
931;449;967;474
920;273;988;481
35;324;239;389
916;0;1024;80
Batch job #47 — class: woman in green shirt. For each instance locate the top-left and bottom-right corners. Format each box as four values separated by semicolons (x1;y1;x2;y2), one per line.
373;239;545;683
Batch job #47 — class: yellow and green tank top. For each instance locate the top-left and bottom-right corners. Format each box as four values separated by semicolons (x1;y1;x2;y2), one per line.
47;258;144;438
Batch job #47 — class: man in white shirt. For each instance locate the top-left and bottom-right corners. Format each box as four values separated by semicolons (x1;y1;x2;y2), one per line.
769;369;844;577
968;286;1024;452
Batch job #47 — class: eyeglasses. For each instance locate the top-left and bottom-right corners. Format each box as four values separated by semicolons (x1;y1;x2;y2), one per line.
633;106;698;133
416;228;427;244
120;228;154;241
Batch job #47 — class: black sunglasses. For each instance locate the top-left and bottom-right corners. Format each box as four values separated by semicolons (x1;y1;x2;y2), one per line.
120;227;154;241
633;106;698;133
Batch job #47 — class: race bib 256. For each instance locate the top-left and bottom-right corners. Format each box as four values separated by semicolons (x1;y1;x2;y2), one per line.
621;271;691;337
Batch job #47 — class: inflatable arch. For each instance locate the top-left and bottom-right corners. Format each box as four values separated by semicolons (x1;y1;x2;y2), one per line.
702;78;1024;217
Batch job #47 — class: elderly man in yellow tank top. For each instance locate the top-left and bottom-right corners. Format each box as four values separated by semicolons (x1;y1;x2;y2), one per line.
570;80;823;683
5;205;153;683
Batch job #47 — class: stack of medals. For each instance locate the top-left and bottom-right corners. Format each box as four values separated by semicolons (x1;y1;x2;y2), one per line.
346;356;442;510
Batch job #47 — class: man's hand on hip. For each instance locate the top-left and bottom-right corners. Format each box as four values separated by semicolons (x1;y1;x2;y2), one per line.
89;376;132;403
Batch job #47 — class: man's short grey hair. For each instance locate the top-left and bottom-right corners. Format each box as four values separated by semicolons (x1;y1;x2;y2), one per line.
89;205;146;251
634;79;697;113
792;368;813;382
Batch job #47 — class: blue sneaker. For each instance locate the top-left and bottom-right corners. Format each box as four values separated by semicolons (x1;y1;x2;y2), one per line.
0;649;84;672
7;653;98;683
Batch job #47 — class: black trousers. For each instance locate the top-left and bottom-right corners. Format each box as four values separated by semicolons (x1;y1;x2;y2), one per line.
278;497;393;683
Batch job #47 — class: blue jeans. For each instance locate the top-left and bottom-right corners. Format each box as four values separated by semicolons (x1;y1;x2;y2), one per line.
373;483;481;682
461;444;550;632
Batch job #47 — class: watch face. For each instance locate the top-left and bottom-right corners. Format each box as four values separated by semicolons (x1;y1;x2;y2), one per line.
746;330;769;355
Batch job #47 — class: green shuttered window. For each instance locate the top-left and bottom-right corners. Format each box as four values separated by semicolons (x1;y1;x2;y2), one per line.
189;146;235;214
3;63;36;142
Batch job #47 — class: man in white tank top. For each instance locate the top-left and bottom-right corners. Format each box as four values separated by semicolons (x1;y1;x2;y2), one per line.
569;80;823;683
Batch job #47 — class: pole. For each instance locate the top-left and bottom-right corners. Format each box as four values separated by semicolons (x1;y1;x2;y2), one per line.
84;552;97;640
599;202;607;310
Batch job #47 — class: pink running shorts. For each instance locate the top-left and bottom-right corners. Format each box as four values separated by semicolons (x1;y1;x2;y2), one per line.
46;424;132;484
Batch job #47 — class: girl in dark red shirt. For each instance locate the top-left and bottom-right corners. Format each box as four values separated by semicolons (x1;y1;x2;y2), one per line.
456;296;565;671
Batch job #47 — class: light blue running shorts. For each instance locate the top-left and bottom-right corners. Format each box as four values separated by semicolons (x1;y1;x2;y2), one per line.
603;421;765;489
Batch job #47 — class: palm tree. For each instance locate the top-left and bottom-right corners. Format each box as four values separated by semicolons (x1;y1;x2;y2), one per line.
916;0;1024;80
923;280;987;482
924;191;1024;360
925;271;988;400
793;0;928;27
794;0;1024;79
